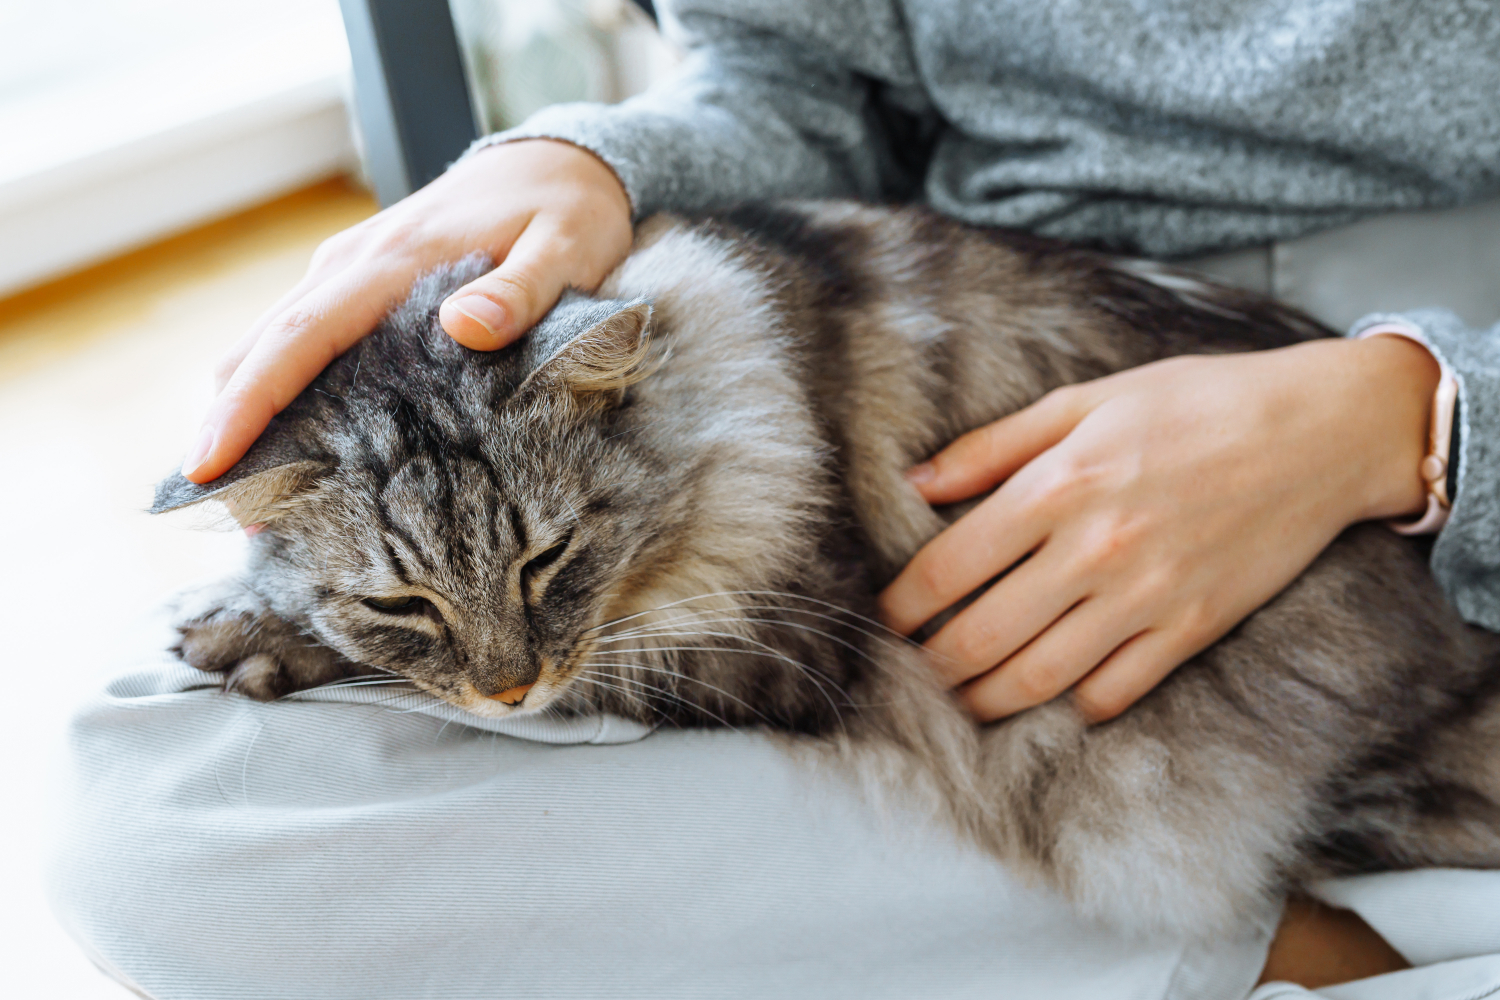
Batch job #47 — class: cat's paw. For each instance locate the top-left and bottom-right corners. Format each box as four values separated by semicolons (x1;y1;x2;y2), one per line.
169;579;359;700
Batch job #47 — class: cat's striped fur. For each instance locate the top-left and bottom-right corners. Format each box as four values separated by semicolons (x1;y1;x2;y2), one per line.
155;202;1500;936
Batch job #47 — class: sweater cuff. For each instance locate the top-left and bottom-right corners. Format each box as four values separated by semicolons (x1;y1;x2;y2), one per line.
459;104;647;220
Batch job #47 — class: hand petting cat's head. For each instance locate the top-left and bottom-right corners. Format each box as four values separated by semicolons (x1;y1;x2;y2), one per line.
154;258;667;717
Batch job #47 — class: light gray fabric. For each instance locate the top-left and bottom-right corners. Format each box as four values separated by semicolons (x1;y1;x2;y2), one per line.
48;651;1271;1000
484;0;1500;259
47;653;1500;999
1186;196;1500;333
1270;198;1500;334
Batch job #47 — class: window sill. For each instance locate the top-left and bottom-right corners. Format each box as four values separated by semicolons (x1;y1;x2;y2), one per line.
0;34;359;298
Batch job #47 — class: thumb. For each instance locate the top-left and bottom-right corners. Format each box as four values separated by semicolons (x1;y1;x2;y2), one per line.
907;386;1090;504
439;221;589;350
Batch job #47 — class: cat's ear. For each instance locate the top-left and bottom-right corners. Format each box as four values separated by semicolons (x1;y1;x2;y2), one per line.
516;292;654;406
149;418;331;526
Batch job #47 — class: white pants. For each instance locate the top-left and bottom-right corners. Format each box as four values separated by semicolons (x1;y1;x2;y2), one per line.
1188;195;1500;332
47;644;1500;1000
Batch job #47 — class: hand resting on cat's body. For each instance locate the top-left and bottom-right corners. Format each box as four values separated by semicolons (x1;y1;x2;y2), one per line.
154;202;1500;936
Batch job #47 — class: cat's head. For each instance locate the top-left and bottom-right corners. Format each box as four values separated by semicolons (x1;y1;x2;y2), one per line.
154;258;679;717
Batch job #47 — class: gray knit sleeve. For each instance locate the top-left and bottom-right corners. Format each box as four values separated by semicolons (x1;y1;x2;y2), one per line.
1352;309;1500;633
461;0;921;219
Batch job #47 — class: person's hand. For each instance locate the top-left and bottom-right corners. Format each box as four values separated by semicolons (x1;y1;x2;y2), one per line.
878;335;1441;723
181;139;633;483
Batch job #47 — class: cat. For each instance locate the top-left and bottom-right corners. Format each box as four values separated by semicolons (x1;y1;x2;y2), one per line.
154;201;1500;936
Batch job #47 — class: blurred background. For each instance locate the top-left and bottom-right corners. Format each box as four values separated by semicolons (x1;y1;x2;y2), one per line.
0;0;676;994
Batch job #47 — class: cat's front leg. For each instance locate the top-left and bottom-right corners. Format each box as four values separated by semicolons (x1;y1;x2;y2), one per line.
170;578;361;700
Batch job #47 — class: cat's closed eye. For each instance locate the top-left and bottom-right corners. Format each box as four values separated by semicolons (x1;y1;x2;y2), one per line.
523;535;571;579
362;595;433;616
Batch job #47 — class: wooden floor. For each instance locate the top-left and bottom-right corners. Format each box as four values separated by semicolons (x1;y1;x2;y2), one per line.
0;177;379;998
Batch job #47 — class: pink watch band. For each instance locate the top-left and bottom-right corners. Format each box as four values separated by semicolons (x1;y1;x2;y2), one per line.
1355;322;1457;536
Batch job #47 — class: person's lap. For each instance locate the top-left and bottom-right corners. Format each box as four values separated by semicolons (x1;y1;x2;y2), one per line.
48;614;1500;1000
49;654;1271;1000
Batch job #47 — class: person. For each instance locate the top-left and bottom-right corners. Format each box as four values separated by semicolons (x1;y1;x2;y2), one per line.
61;1;1500;996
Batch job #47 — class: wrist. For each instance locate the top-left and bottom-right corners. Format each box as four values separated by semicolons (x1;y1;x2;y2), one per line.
474;138;632;218
1337;334;1442;522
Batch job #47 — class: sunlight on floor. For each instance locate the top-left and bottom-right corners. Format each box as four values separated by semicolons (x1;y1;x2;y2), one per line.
0;177;378;998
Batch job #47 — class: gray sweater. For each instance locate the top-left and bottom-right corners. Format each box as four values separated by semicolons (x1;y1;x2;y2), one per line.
478;0;1500;630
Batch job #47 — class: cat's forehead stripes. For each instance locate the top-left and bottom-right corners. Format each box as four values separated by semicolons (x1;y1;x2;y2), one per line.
373;458;512;580
380;537;414;585
508;504;528;551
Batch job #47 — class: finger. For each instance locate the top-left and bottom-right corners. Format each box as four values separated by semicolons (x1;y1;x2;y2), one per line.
182;267;412;483
957;598;1145;721
878;484;1053;636
906;387;1088;504
917;545;1090;686
439;218;596;350
212;224;385;390
213;272;331;391
1069;627;1203;723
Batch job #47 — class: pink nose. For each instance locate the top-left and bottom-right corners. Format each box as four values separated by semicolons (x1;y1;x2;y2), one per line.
489;684;533;705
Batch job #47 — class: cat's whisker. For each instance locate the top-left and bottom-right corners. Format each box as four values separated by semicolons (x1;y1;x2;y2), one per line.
588;610;719;639
578;594;776;635
572;670;680;709
598;612;887;668
578;661;774;729
588;625;856;712
581;603;727;636
591;617;867;681
584;589;920;651
567;674;644;704
586;605;798;643
584;654;842;731
590;597;955;689
238;718;268;805
700;591;922;645
310;677;415;689
573;670;736;729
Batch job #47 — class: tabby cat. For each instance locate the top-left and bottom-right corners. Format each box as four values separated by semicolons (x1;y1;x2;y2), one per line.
154;202;1500;936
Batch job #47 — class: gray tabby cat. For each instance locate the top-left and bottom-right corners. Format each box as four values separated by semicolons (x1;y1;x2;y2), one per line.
154;202;1500;936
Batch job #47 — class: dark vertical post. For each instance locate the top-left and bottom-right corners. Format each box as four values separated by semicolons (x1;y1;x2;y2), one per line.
338;0;480;206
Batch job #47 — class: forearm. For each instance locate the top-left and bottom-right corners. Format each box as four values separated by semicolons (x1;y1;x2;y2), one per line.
1325;333;1441;524
465;21;900;218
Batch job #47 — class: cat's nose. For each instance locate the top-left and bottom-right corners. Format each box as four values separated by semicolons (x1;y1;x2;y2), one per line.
489;684;533;705
472;659;542;703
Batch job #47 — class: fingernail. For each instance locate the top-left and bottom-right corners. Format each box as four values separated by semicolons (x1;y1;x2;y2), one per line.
182;425;214;478
446;295;509;338
905;462;936;485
